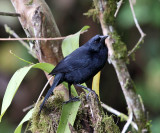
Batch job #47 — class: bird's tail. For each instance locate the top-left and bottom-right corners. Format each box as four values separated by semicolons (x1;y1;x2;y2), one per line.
39;73;63;113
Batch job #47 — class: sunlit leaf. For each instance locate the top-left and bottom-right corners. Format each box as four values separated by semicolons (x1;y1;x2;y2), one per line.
0;63;54;122
92;71;101;98
62;26;90;57
63;82;78;97
0;65;32;122
57;101;81;133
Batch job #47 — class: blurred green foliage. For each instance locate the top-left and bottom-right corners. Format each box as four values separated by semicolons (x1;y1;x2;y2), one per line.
0;0;19;27
0;42;36;74
117;0;160;28
0;119;15;133
116;0;160;132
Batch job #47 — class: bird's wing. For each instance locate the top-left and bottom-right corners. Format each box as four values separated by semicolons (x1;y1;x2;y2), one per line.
49;46;91;75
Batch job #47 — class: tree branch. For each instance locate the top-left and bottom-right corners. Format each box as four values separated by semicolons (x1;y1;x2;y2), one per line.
4;24;37;58
127;0;146;56
101;102;138;130
0;37;65;41
114;0;123;17
11;0;63;65
10;0;67;102
88;0;150;132
122;111;133;133
0;30;87;41
0;11;20;17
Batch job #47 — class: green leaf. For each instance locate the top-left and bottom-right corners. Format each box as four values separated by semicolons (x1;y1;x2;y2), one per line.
92;71;101;98
9;50;33;64
0;63;54;122
0;65;32;122
33;62;54;73
81;83;88;93
14;108;34;133
62;26;90;57
57;101;81;133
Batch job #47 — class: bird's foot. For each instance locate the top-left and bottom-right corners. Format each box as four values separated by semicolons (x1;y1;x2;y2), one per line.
63;96;80;104
86;90;99;102
75;84;99;102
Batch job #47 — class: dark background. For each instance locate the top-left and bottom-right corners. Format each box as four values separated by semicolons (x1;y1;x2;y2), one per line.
0;0;160;132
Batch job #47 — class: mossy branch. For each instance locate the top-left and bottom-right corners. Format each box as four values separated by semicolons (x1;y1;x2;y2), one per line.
30;93;120;132
85;0;150;132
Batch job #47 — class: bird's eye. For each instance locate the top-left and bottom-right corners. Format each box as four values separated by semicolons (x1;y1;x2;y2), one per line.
94;38;100;43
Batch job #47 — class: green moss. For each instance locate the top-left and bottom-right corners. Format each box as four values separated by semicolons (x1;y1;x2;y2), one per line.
110;31;128;61
84;8;99;22
29;94;64;133
145;120;151;132
119;114;128;122
73;93;120;133
29;93;120;132
83;0;99;22
25;0;33;5
84;0;119;25
103;0;117;25
102;115;120;133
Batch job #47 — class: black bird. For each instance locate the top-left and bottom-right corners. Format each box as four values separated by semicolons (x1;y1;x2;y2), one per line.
39;34;108;112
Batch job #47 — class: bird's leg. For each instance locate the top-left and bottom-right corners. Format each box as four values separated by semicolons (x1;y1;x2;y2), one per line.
68;83;72;100
76;84;93;92
63;83;80;104
76;84;98;100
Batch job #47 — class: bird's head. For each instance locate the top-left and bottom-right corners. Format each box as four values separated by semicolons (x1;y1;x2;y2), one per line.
88;34;108;51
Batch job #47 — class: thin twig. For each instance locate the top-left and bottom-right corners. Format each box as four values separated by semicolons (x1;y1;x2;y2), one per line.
128;34;145;56
23;104;34;112
4;24;30;50
138;95;145;112
10;50;33;64
127;0;146;56
0;12;20;17
0;29;88;41
129;0;145;37
114;0;123;17
122;111;133;133
4;24;37;58
35;76;53;108
0;37;65;41
101;102;138;131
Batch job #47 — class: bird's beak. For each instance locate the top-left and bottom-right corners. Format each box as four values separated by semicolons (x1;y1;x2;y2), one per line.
100;35;108;39
100;35;108;42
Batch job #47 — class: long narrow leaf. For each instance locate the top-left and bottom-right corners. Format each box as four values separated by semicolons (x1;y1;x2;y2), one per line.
57;101;81;133
62;26;90;57
0;65;32;122
92;71;101;98
0;63;54;122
